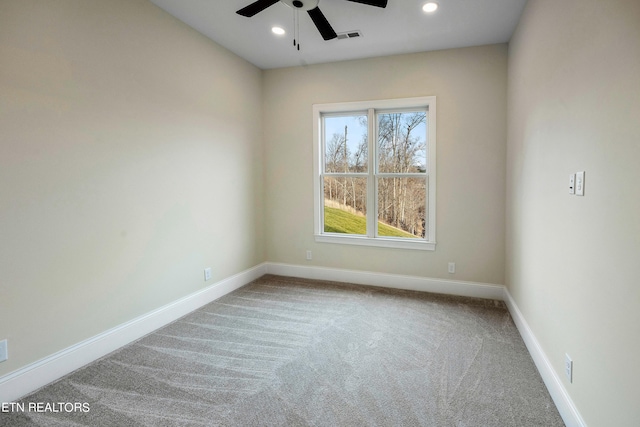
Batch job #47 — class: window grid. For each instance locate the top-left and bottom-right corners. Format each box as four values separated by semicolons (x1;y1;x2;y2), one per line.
313;97;436;251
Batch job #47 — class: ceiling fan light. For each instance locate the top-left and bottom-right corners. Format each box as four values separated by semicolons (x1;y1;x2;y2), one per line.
422;2;438;13
271;26;286;35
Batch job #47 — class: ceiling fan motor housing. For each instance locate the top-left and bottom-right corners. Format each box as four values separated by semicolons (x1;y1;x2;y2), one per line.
282;0;319;11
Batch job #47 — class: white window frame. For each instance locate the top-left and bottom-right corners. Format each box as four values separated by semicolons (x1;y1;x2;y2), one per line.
313;96;436;251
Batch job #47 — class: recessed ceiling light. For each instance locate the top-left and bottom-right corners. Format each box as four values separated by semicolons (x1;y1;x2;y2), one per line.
272;26;286;35
422;2;438;13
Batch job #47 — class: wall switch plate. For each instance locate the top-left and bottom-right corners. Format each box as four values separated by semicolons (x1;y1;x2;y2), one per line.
569;174;576;194
575;171;585;196
204;268;212;281
565;353;573;383
0;340;7;363
306;250;312;261
448;262;456;274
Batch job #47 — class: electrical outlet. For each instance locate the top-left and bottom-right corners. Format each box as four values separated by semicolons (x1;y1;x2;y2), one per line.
0;340;7;363
565;353;573;383
306;250;312;261
204;268;212;281
448;262;455;274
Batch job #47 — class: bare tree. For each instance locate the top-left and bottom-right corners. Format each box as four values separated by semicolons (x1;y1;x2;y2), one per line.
324;112;426;238
377;112;426;235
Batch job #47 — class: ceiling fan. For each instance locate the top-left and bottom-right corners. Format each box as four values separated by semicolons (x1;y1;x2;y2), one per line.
236;0;388;41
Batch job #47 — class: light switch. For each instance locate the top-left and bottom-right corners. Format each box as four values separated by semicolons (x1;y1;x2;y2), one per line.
575;171;585;196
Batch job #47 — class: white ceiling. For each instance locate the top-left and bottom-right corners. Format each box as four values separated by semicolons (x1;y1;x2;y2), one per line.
149;0;527;70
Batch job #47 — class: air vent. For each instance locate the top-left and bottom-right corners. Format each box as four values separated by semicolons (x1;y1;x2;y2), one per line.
336;30;362;40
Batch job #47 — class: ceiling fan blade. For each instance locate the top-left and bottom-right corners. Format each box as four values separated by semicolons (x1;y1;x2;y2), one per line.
236;0;280;17
344;0;388;8
307;7;338;41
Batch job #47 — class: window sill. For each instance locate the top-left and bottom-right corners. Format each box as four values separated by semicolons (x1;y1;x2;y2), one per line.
314;234;436;251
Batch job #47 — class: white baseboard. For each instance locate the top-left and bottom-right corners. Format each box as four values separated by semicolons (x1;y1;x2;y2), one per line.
0;260;586;427
0;263;267;403
267;262;586;426
503;289;587;427
266;262;505;300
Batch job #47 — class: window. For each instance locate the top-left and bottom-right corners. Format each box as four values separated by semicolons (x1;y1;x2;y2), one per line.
313;96;436;250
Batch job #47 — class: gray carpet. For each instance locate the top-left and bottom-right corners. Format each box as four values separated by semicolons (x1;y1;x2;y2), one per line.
1;275;564;426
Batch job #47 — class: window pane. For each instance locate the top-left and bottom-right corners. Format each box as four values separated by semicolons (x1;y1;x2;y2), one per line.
377;111;427;173
324;115;368;173
323;177;367;235
377;177;426;239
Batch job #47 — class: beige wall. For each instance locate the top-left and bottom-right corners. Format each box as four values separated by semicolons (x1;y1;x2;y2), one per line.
506;0;640;425
0;0;264;376
263;45;508;285
6;0;637;422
